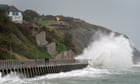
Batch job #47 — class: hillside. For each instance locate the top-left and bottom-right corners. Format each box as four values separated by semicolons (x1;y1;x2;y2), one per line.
37;16;113;54
0;10;112;59
0;9;50;59
0;8;140;61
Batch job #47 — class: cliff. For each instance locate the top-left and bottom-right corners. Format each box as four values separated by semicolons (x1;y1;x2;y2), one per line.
0;12;112;59
38;16;114;54
37;15;140;64
0;8;140;61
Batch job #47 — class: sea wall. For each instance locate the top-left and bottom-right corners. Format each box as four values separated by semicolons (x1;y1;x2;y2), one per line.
0;60;88;78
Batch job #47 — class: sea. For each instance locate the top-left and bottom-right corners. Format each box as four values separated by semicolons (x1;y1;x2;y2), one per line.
1;65;140;84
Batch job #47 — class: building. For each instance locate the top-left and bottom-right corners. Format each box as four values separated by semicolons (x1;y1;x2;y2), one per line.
0;4;23;23
8;6;23;23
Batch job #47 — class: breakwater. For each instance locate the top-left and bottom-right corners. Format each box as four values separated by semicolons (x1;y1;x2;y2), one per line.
0;59;88;78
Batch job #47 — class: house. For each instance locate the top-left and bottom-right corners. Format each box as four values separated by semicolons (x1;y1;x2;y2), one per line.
8;6;23;23
0;4;23;23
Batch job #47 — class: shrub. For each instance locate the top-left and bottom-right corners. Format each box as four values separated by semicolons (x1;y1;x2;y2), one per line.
56;42;66;53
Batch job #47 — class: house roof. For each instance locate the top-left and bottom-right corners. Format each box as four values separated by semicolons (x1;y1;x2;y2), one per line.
8;6;20;12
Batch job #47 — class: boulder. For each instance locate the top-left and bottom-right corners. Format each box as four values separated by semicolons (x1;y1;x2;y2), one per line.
36;31;48;46
46;42;57;57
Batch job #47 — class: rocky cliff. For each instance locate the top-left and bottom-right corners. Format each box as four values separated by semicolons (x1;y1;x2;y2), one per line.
0;9;140;62
46;17;114;54
42;16;140;64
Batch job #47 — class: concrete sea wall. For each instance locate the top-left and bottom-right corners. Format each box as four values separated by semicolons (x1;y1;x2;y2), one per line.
0;60;88;78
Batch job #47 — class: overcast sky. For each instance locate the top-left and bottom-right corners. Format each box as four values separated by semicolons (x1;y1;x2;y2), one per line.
0;0;140;49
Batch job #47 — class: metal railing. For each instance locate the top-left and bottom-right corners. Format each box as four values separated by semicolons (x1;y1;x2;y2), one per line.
0;59;88;69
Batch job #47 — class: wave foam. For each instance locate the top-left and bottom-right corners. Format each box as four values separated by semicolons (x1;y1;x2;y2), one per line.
76;32;134;69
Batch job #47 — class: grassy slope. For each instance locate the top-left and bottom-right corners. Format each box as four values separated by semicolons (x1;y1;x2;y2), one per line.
38;20;54;27
0;22;50;59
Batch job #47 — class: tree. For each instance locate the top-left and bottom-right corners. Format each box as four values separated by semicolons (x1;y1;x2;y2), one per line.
0;9;9;23
23;9;39;22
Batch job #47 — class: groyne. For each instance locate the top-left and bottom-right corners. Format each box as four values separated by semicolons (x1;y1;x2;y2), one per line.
0;59;88;78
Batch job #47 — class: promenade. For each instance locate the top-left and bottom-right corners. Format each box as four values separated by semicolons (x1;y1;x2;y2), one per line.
0;59;88;77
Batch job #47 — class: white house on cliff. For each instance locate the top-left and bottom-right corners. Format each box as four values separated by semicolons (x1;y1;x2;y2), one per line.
8;6;23;23
0;4;23;23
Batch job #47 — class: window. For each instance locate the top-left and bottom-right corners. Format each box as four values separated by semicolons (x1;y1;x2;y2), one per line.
12;12;18;16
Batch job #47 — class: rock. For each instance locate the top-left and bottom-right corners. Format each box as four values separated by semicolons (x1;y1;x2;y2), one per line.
67;50;75;59
69;22;111;54
54;50;75;60
35;31;48;46
54;52;63;60
133;48;140;64
50;17;113;55
46;42;57;57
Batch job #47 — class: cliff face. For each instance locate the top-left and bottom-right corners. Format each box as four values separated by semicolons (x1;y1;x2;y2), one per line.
50;17;140;64
49;17;112;54
39;16;139;55
68;20;112;54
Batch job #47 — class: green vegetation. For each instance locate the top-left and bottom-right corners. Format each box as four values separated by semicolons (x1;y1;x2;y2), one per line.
38;20;54;27
0;10;50;59
0;50;15;59
45;27;59;42
11;26;50;59
23;9;39;22
56;42;66;53
0;9;10;23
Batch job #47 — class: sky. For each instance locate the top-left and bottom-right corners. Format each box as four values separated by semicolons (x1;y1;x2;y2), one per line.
0;0;140;49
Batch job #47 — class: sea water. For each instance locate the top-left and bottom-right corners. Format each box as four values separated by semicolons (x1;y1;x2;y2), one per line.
1;66;140;84
1;32;140;84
